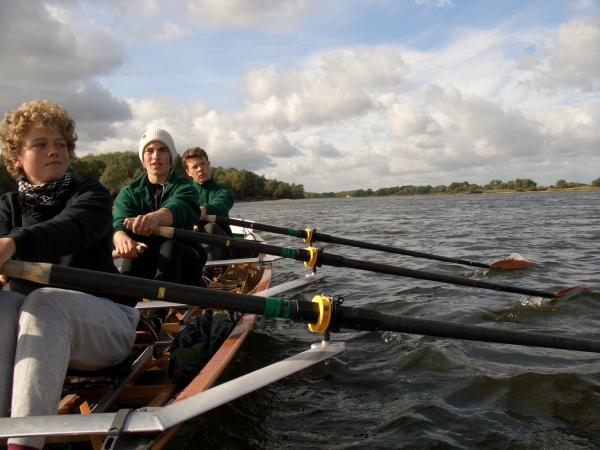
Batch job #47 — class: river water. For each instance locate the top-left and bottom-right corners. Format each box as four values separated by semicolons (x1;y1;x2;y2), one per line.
176;191;600;449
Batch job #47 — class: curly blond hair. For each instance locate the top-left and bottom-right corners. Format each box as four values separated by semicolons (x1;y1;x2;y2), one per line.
0;99;77;178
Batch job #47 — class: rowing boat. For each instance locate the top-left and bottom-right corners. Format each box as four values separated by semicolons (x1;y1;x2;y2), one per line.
0;225;335;450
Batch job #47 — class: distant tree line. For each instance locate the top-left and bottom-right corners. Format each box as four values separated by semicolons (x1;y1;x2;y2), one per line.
0;153;597;201
305;177;600;199
0;152;305;201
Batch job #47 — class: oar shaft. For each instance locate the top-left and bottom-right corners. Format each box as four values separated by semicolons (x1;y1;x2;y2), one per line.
315;234;490;268
339;306;600;353
1;261;598;355
152;225;313;262
209;216;308;239
209;216;490;269
157;226;556;298
322;253;555;298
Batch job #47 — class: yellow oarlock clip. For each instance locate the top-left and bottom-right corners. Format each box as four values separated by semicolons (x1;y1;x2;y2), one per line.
304;246;318;268
303;228;313;243
308;295;331;333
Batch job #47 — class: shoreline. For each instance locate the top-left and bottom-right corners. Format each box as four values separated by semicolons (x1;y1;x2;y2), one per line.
301;186;600;200
235;186;600;202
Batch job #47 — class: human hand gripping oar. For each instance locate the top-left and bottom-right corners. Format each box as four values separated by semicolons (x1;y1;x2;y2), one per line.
1;260;600;355
205;216;535;270
134;223;597;298
111;245;146;260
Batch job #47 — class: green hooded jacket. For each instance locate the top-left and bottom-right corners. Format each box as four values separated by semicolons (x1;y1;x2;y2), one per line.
194;177;235;233
113;171;205;258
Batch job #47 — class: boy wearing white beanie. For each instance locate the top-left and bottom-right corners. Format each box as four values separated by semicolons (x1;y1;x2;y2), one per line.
112;128;206;329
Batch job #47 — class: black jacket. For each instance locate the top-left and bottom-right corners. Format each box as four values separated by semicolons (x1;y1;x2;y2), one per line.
0;178;137;307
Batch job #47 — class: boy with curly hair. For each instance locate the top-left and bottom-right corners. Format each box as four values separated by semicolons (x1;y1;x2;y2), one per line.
0;99;139;450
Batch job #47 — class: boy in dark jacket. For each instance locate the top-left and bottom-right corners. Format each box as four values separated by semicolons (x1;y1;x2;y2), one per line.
0;99;139;450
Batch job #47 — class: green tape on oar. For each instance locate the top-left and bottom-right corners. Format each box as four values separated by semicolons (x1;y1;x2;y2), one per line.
282;299;291;318
263;297;292;318
263;297;282;317
281;247;296;259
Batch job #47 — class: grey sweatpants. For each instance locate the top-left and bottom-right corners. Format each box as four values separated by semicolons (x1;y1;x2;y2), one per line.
0;287;139;449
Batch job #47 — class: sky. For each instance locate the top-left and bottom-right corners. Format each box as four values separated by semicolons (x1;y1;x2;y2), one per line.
1;0;599;192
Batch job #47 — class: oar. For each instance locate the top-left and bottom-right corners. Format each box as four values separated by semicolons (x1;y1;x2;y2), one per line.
111;245;146;260
205;216;534;270
137;224;595;299
1;260;600;354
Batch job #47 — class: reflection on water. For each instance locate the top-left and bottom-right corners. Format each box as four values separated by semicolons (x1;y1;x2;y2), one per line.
177;191;600;449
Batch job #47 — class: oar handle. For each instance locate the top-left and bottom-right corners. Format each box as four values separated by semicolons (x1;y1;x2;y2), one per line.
111;245;146;260
139;225;558;298
0;260;51;284
125;222;174;239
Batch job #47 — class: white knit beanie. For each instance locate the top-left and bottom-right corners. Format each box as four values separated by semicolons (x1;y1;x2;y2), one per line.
139;128;177;168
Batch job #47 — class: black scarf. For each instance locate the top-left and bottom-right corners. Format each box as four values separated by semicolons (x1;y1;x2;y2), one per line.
18;168;74;208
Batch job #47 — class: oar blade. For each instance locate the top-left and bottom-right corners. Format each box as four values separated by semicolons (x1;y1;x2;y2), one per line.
554;285;600;297
489;259;537;269
489;252;536;269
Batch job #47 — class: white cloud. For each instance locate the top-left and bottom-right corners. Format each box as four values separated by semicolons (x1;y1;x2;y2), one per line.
423;84;545;157
256;131;301;157
241;46;410;129
150;21;194;43
185;0;319;31
522;15;600;93
0;1;131;139
0;3;127;83
386;101;441;139
296;135;342;158
120;97;286;169
414;0;454;8
528;102;600;156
